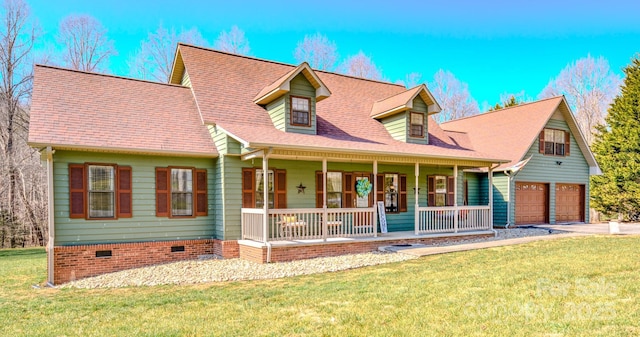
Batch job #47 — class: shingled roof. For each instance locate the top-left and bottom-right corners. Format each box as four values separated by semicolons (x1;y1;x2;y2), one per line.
29;65;216;157
441;96;599;172
173;44;503;163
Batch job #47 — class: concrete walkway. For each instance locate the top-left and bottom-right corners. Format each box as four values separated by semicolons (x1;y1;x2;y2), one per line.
382;232;589;257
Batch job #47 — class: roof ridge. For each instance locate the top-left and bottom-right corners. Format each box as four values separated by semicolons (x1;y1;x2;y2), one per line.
34;64;190;89
441;95;564;124
178;42;406;89
372;85;422;103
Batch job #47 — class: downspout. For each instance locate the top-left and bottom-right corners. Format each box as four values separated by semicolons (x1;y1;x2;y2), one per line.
45;147;55;286
505;171;512;229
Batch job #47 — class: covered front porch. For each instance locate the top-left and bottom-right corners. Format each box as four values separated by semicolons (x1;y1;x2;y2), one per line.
239;148;500;245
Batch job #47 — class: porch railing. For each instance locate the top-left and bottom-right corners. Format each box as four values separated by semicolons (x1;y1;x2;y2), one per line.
417;205;491;234
241;207;376;242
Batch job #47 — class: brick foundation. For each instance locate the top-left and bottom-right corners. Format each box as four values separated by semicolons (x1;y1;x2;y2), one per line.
239;234;493;263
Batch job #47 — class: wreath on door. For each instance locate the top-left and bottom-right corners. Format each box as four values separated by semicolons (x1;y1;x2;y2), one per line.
355;179;372;198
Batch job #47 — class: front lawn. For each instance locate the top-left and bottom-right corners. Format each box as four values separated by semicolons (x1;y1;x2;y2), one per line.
1;236;639;336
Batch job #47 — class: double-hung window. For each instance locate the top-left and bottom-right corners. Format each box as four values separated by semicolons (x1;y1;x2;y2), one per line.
384;174;399;212
156;167;208;217
540;128;569;156
427;175;454;207
88;165;115;218
326;172;343;208
68;163;132;219
171;168;193;216
409;112;425;138
255;169;274;208
291;96;311;126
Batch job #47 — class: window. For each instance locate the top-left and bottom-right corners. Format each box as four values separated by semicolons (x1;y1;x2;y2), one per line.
540;128;569;156
88;165;115;218
427;175;454;207
156;167;207;217
68;163;132;219
291;96;311;126
326;172;343;208
242;168;286;208
384;174;399;212
409;112;425;137
255;169;274;208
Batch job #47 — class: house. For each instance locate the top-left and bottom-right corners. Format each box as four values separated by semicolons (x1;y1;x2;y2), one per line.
28;44;599;285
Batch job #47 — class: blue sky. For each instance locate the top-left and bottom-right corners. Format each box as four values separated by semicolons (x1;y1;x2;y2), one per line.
29;0;640;108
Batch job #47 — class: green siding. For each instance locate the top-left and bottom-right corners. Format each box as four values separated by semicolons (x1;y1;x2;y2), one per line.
285;73;317;135
407;96;429;145
53;151;216;245
464;172;482;205
381;112;407;142
491;173;509;227
266;97;286;131
510;118;591;224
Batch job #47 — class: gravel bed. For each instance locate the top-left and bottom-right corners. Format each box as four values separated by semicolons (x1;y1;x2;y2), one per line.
62;227;556;289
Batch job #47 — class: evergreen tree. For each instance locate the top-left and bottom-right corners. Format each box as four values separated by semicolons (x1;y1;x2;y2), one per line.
591;56;640;221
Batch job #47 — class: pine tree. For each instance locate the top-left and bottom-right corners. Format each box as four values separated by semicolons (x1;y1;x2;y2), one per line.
591;55;640;221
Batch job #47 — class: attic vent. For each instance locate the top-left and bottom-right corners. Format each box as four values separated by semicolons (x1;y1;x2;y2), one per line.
95;250;112;258
171;245;185;253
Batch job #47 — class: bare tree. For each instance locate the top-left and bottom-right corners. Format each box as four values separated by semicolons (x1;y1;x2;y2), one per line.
396;72;423;88
293;33;338;70
0;0;46;247
539;55;621;144
429;70;480;123
339;51;382;80
129;24;207;82
57;14;116;72
214;25;250;55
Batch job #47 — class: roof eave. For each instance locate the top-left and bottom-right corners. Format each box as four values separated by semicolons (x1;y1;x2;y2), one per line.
28;142;218;158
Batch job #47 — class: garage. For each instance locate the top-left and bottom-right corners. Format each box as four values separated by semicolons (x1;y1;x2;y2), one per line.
515;182;548;224
555;184;585;223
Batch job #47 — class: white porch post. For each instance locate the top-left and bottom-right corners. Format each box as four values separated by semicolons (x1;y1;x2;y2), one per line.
488;165;494;230
322;158;328;241
373;160;378;237
262;151;270;242
454;164;458;233
414;162;419;235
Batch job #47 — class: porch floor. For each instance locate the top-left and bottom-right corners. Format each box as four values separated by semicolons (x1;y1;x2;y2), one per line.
238;229;496;248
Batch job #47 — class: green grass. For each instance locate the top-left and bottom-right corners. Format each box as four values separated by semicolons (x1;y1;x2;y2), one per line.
1;236;639;336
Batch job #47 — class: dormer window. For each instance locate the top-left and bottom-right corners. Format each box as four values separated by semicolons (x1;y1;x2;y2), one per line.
409;112;425;138
291;96;311;126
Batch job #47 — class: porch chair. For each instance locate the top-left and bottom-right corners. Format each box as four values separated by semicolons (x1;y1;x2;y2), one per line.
278;215;307;239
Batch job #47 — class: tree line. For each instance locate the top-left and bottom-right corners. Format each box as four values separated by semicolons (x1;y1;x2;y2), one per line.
0;0;634;247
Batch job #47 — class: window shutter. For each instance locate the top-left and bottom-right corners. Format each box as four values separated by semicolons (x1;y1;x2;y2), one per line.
195;169;208;216
447;176;455;206
463;180;469;206
565;131;570;156
376;174;384;205
155;167;170;217
343;173;354;208
275;169;287;209
315;171;323;208
242;168;255;208
399;174;407;212
117;166;133;218
539;131;545;154
69;164;86;218
427;176;435;207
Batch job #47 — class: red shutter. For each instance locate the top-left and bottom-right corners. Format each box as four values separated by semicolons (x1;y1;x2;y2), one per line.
275;169;286;209
539;131;545;154
242;168;255;208
376;174;384;206
315;171;323;208
343;173;354;208
117;166;132;218
155;167;170;217
427;176;435;207
565;131;570;156
447;176;455;206
195;169;208;216
69;164;86;218
399;174;407;212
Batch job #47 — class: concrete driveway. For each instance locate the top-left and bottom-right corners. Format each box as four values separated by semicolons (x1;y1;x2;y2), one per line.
536;222;640;235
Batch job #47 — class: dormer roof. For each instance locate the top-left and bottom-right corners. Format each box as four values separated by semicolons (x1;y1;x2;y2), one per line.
254;62;331;105
370;84;441;119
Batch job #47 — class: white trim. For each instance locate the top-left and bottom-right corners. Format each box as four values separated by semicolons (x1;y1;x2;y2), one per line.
46;147;55;285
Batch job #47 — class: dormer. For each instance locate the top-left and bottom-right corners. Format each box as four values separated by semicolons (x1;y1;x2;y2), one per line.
254;63;331;135
370;85;441;144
